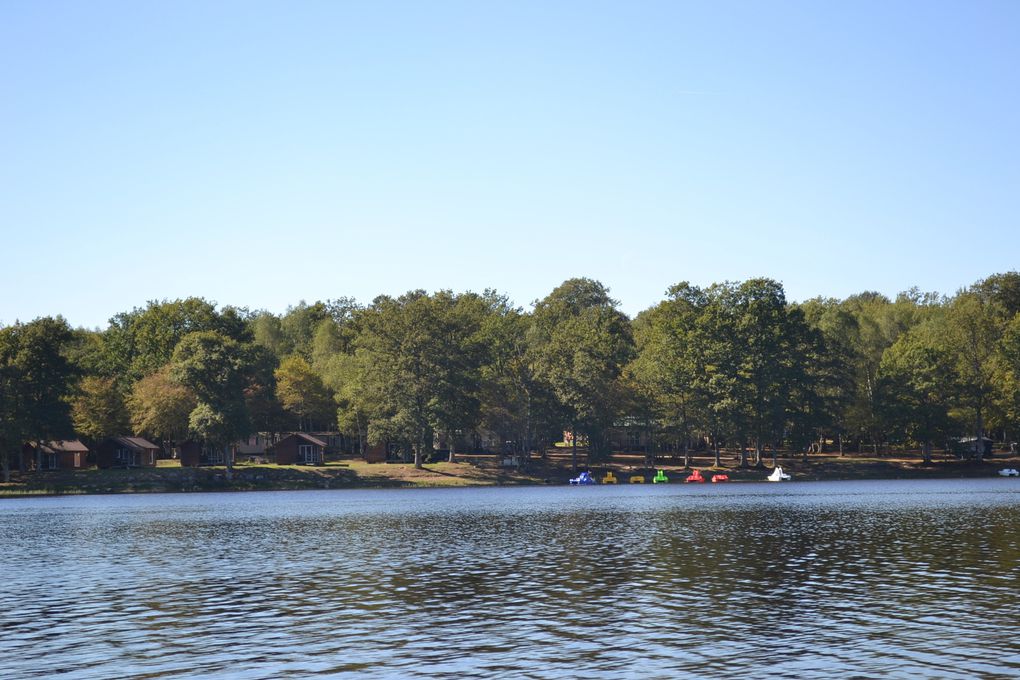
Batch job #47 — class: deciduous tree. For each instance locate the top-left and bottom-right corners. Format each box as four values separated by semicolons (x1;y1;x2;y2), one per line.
71;376;129;442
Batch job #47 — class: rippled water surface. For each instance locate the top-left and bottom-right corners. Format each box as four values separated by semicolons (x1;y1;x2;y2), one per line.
2;480;1019;678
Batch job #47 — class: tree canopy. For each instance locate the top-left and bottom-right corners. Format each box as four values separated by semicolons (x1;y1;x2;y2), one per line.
4;272;1020;471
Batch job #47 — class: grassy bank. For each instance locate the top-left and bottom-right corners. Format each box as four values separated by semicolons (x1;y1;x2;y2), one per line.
1;450;1017;497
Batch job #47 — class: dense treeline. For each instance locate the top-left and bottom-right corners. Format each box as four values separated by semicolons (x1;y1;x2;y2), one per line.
3;273;1020;480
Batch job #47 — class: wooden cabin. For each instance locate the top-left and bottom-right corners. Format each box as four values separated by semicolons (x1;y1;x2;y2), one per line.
273;433;327;465
97;437;160;469
22;440;90;470
178;441;234;467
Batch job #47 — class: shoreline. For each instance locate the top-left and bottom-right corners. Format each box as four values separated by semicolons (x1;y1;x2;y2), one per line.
2;453;1017;498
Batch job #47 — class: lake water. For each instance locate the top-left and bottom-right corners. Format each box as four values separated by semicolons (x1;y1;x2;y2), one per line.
1;480;1018;679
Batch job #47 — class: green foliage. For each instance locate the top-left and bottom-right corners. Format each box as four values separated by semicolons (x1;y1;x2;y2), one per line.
251;312;290;357
476;293;561;453
0;317;77;478
879;321;954;460
128;367;198;444
244;345;286;434
626;285;706;458
939;292;1003;456
105;298;251;381
530;279;634;460
71;376;129;441
974;271;1020;319
169;331;253;451
8;272;1020;473
280;301;331;359
274;355;333;431
187;401;245;449
1000;315;1020;429
350;290;489;467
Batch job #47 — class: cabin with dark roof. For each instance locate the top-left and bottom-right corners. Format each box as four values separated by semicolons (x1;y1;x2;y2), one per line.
273;433;327;465
178;441;235;467
22;440;90;470
97;437;161;468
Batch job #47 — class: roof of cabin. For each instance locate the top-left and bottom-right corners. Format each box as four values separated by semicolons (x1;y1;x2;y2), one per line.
280;432;328;448
111;436;160;451
30;440;90;454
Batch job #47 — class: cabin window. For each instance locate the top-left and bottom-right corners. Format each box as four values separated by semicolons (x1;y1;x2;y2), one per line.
299;444;319;464
115;448;136;465
204;447;224;464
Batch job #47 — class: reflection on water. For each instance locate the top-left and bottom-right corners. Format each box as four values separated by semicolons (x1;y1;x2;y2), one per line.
1;480;1018;678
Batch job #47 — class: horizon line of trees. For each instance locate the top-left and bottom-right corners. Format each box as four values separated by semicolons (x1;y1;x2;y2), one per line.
3;272;1020;480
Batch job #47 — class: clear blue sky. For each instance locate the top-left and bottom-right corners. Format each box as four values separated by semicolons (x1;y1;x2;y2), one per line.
3;1;1018;328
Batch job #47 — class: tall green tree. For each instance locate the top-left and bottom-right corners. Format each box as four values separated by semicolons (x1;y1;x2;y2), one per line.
128;367;198;449
478;296;563;459
244;345;286;436
71;376;129;442
107;298;251;380
275;355;334;431
880;321;954;464
838;292;910;453
628;283;712;467
942;291;1002;460
735;280;787;463
0;326;23;481
326;352;374;456
975;271;1020;320
782;306;839;462
251;312;291;357
0;318;77;477
799;298;860;454
170;331;253;476
353;291;488;468
999;313;1020;440
280;301;331;359
530;279;634;468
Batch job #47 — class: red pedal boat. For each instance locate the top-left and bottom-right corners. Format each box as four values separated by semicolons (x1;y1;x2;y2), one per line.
711;474;730;483
685;469;705;483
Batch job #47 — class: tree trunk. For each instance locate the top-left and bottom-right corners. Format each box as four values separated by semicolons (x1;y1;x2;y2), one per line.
2;450;9;483
922;440;932;465
838;432;844;457
646;427;654;468
683;440;690;469
713;433;721;468
447;430;457;463
753;441;763;468
225;444;234;481
571;424;578;472
739;442;749;468
975;409;985;463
